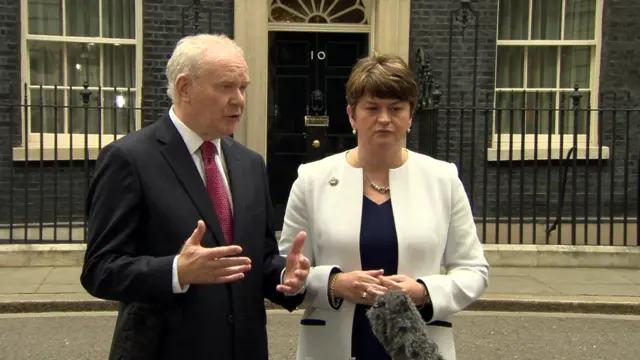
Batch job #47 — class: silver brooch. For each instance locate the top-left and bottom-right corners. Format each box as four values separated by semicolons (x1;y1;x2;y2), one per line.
329;177;339;186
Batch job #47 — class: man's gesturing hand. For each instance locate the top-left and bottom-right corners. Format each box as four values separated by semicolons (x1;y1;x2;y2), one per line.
277;231;311;295
177;220;251;287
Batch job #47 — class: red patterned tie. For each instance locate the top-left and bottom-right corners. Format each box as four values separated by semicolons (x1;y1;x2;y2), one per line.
200;141;233;245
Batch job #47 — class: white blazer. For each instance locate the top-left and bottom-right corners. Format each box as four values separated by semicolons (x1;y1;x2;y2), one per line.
278;149;489;360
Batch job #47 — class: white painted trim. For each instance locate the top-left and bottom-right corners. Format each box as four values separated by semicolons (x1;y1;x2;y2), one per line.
267;23;370;33
19;0;28;149
592;0;604;120
372;0;411;63
134;0;144;133
494;88;590;92
497;40;597;46
233;0;269;158
486;145;610;162
16;0;143;158
12;145;116;162
2;238;638;268
24;35;137;45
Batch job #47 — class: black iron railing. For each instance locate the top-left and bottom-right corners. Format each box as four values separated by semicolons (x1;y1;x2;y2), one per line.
0;82;638;246
1;83;163;244
410;80;639;246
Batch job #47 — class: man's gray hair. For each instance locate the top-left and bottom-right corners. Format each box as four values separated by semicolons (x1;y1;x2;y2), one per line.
165;33;244;102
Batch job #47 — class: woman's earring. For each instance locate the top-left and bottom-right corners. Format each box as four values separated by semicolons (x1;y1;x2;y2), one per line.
352;128;357;135
407;128;411;133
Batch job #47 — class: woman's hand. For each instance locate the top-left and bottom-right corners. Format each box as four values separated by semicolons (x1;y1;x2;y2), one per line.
378;275;428;306
333;269;387;305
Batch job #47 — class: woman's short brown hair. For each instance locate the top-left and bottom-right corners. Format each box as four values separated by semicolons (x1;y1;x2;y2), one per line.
345;53;419;112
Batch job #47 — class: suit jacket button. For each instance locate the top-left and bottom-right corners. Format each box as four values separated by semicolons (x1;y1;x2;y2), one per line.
227;315;234;323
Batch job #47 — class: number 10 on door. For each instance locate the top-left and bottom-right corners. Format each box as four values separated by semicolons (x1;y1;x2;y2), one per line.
310;51;326;60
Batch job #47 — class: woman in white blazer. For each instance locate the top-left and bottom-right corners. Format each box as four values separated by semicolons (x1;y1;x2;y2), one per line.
278;54;489;360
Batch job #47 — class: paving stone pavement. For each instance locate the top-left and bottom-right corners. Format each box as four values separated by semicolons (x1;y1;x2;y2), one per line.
0;266;639;314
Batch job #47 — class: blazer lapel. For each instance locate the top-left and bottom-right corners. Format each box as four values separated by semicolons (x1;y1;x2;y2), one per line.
221;137;249;249
156;114;226;247
389;151;437;276
323;156;364;272
389;163;414;276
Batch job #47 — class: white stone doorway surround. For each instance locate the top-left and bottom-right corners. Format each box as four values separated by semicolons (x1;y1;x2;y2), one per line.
233;0;411;158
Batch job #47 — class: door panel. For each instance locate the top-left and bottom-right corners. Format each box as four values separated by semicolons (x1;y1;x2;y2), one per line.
267;31;368;230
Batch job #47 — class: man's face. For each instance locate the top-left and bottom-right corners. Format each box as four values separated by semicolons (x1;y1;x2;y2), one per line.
181;52;250;140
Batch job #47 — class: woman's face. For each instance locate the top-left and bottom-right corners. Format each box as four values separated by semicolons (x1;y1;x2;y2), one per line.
348;92;412;148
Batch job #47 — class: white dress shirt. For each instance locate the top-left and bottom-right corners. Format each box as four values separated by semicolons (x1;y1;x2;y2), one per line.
168;106;232;293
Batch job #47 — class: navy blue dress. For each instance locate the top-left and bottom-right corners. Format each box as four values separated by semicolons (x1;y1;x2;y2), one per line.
350;196;398;360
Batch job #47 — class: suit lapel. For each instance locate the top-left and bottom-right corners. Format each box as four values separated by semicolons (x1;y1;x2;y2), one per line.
156;115;225;247
221;137;249;249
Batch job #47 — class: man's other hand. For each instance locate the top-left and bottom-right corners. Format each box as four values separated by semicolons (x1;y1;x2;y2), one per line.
278;231;311;295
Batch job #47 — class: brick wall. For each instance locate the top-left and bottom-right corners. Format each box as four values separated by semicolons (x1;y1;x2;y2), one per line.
142;0;234;119
408;0;500;162
597;0;640;232
0;0;23;226
600;0;640;100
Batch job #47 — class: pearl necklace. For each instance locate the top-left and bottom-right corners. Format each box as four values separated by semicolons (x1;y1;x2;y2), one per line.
369;181;390;194
364;173;390;194
354;149;395;194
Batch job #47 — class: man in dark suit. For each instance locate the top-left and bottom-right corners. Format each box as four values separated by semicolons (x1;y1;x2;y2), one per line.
80;34;310;360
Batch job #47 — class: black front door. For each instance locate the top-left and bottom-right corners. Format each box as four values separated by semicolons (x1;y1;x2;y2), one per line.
267;31;368;230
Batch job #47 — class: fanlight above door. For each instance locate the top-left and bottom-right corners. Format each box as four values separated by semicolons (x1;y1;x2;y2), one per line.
269;0;370;24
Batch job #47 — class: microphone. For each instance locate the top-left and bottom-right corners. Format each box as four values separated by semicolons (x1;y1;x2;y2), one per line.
366;290;445;360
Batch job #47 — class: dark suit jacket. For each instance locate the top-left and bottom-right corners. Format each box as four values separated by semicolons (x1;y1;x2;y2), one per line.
80;113;304;360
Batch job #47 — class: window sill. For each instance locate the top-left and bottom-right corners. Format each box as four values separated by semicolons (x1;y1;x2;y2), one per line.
486;146;610;162
12;146;103;162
